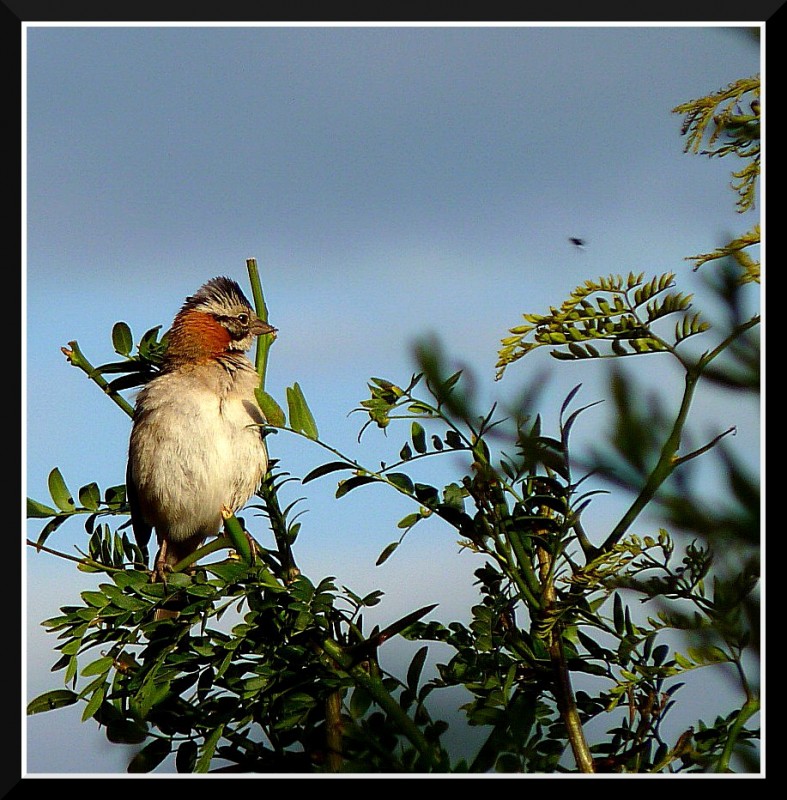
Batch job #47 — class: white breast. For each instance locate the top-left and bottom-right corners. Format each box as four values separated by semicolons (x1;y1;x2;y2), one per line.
129;364;267;543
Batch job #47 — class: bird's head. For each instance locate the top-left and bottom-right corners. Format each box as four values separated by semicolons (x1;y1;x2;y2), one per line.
165;276;276;365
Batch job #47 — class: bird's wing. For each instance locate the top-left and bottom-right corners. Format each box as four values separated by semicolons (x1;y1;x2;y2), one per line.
126;459;152;565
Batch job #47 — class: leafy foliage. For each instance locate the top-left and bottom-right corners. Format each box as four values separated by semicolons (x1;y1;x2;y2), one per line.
686;225;761;285
495;271;710;379
672;76;759;212
672;75;760;284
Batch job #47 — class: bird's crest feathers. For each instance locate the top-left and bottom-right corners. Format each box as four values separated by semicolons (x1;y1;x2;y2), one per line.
182;276;253;317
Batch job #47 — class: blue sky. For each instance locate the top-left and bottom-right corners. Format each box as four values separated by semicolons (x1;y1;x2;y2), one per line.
23;23;761;774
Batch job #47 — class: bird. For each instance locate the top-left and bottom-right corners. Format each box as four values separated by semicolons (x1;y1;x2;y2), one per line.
568;237;586;249
126;276;276;611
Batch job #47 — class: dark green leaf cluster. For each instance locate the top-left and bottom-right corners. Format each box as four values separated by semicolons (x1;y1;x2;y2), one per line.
28;468;131;555
405;564;563;772
27;456;457;773
30;558;341;772
27;536;454;773
98;322;167;393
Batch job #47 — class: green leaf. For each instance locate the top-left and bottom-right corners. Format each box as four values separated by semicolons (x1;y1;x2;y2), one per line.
286;382;318;439
95;359;147;374
65;655;79;684
27;689;78;715
104;484;126;509
106;719;149;744
577;629;610;660
48;468;75;512
613;593;625;635
674;652;695;670
255;388;285;427
185;584;217;598
60;638;82;656
195;724;225;773
497;753;524;772
35;515;69;549
360;590;384;606
286;385;302;432
387;473;415;493
414;483;439;506
206;561;255;583
113;569;149;589
132;676;172;720
140;325;164;349
350;685;373;718
376;604;439;645
165;572;192;589
81;685;106;721
611;338;628;356
445;430;464;449
406;646;429;692
411;421;427;454
568;342;589;358
176;740;198;773
442;482;466;509
439;370;463;397
127;738;172;774
111;321;133;356
652;644;670;666
88;578;114;605
81;656;114;677
27;497;58;518
376;541;399;566
336;474;377;498
302;461;355;484
78;482;101;511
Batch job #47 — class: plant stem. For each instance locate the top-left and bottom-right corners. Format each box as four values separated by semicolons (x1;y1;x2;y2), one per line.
325;689;344;772
61;341;136;418
320;637;443;771
594;312;759;557
550;634;595;772
25;538;122;571
167;534;243;572
536;543;595;772
598;370;698;554
504;530;543;610
246;258;275;389
221;508;252;563
715;692;759;772
698;314;760;370
256;471;300;581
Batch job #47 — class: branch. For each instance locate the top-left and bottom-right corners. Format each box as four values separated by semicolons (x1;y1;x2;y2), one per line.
672;427;736;467
319;637;444;771
61;341;135;418
715;694;759;773
25;538;123;572
597;370;699;555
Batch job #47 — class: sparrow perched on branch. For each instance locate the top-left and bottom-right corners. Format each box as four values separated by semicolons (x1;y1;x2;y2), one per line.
126;277;275;595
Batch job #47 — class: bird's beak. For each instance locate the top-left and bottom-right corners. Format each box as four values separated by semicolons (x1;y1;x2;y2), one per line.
252;317;277;338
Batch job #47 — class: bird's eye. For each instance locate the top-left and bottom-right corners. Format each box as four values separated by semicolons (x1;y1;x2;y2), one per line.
237;313;249;325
